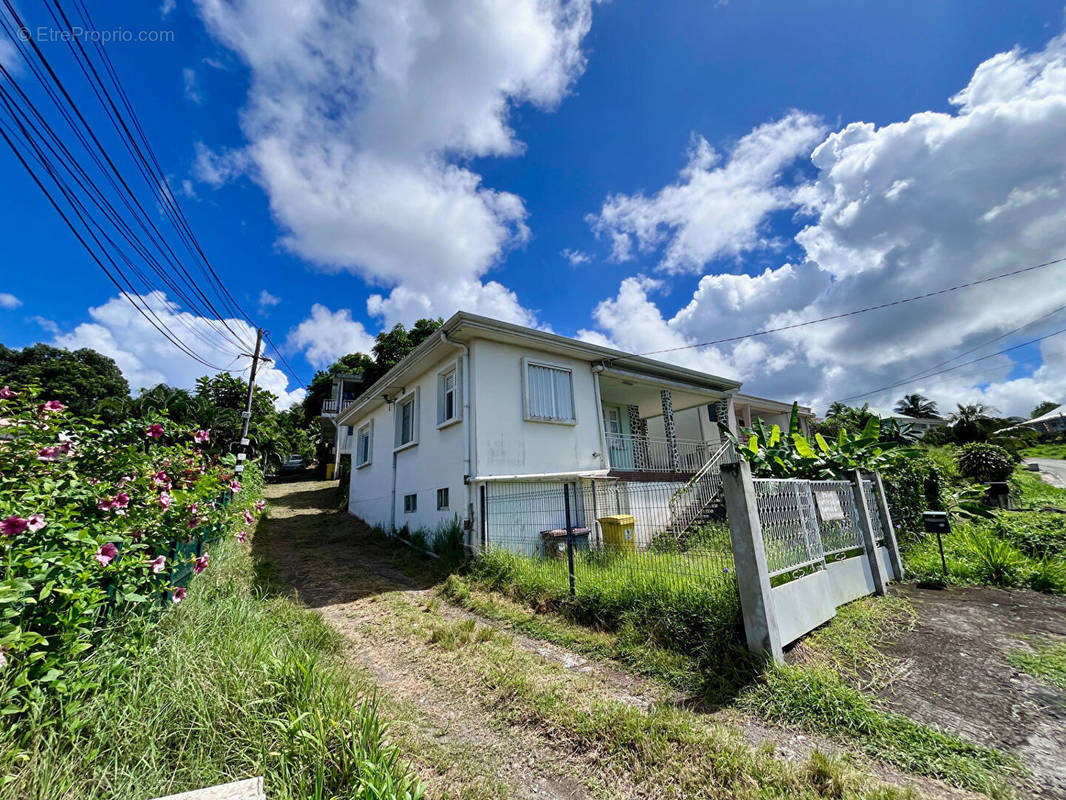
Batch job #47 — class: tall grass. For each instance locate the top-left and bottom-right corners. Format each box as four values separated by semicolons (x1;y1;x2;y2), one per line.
467;547;753;701
0;534;423;800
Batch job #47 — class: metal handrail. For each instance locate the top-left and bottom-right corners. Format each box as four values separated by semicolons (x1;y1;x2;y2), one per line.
666;440;736;536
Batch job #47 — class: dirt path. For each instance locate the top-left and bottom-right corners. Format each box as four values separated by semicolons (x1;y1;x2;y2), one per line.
878;585;1066;799
258;477;986;800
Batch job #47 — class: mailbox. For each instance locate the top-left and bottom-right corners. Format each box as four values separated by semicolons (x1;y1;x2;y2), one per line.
922;511;950;534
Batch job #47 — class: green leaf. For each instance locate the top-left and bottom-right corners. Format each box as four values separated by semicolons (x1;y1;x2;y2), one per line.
861;415;880;440
747;435;759;454
792;434;816;458
768;425;781;446
814;433;830;454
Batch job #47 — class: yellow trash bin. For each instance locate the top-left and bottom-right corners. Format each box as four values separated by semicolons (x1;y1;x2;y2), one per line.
598;514;637;552
325;463;335;480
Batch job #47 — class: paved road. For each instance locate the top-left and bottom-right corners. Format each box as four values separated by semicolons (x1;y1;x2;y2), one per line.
1025;457;1066;489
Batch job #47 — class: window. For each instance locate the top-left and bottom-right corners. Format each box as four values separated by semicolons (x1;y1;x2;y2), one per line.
436;487;449;510
437;363;461;426
355;421;372;467
525;361;575;422
346;425;354;436
403;493;417;513
394;390;419;449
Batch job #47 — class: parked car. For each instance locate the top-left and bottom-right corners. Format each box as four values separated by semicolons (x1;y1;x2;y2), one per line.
280;454;304;473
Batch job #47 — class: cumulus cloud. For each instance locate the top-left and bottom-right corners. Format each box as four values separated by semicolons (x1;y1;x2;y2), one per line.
562;248;590;266
55;292;306;409
257;289;280;314
287;304;377;370
0;292;21;309
586;33;1066;417
193;0;595;326
590;114;826;273
182;67;202;103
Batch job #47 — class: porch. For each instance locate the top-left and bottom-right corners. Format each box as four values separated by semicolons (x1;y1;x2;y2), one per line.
596;368;732;478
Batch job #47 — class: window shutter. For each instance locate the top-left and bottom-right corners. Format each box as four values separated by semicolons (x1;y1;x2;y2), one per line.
553;369;573;420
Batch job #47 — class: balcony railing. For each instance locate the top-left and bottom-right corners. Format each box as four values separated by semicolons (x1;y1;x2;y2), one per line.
321;398;355;416
606;432;712;473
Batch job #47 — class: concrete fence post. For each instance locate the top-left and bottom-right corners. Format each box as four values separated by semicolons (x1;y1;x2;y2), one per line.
873;472;904;580
721;460;783;664
851;470;887;595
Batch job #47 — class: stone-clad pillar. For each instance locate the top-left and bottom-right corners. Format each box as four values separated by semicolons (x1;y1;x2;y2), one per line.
627;404;649;470
660;389;681;472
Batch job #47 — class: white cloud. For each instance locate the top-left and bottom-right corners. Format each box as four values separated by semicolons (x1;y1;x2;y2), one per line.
0;292;21;309
160;0;176;16
193;0;595;327
182;67;202;103
257;289;280;313
286;304;377;370
586;33;1066;417
192;141;248;186
561;248;590;266
55;292;305;409
30;316;59;335
590;114;826;274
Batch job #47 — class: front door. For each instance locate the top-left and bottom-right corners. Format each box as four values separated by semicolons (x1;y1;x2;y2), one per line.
603;404;635;470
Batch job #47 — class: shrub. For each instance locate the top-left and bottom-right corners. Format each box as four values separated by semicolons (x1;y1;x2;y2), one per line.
0;387;265;720
956;442;1014;483
991;512;1066;559
882;456;946;537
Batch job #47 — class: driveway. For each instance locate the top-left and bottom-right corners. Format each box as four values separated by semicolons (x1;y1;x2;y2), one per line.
1025;458;1066;489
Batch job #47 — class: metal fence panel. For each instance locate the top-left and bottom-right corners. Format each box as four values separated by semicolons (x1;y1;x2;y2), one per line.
481;478;737;597
809;480;865;557
862;480;886;544
752;479;825;577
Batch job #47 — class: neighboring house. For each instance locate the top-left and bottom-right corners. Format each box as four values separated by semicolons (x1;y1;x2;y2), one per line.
867;409;947;439
1000;403;1066;434
319;372;363;471
335;312;754;548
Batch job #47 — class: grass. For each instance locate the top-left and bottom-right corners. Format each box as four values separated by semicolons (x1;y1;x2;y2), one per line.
378;590;921;800
0;524;423;800
466;546;754;703
1011;467;1066;508
739;665;1018;799
1020;443;1066;459
1008;639;1066;690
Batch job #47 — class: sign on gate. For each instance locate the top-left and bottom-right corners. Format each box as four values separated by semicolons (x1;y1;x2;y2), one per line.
813;490;845;521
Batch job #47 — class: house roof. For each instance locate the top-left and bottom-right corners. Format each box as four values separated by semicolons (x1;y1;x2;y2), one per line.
734;392;814;416
337;311;741;425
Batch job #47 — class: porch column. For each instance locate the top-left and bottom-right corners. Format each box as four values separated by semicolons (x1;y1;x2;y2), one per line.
660;389;681;472
627;405;649;470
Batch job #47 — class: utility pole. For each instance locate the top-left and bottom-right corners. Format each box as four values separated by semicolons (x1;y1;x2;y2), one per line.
235;328;271;475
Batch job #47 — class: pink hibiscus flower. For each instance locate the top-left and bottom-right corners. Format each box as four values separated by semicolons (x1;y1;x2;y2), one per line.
157;492;173;510
151;471;171;490
0;386;16;399
146;423;165;439
243;509;254;525
36;446;61;462
235;529;247;543
95;542;119;567
149;555;167;574
172;587;187;604
229;479;241;493
193;554;209;574
39;400;65;413
1;516;28;536
193;429;210;443
97;498;116;512
254;500;265;512
26;513;46;532
113;492;130;509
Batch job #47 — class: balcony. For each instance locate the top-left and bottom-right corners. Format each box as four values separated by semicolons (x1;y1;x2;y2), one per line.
321;398;355;416
606;432;713;474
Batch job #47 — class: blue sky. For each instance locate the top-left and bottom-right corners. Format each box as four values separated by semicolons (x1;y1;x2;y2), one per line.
2;0;1066;416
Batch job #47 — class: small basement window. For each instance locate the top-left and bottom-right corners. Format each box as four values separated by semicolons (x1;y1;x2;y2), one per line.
436;487;449;510
403;493;417;513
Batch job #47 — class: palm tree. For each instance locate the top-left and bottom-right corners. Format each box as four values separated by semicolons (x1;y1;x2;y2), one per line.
948;402;997;443
894;393;939;419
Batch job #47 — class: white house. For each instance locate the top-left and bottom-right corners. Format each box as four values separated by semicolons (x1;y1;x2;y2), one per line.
335;312;816;551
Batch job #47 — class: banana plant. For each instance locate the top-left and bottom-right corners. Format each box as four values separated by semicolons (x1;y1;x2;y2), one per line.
726;402;918;479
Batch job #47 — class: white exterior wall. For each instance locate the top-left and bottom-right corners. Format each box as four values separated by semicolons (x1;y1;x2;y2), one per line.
347;352;467;535
470;338;604;477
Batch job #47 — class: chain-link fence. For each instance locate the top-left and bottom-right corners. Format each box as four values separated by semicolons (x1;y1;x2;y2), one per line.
479;478;737;598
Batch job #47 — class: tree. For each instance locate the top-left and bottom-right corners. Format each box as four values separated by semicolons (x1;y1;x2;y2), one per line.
1031;400;1060;419
895;393;939;419
947;402;997;443
816;402;876;440
300;352;374;426
0;343;129;417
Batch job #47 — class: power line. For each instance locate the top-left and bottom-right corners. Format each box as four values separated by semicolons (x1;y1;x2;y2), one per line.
839;323;1066;402
636;255;1066;356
